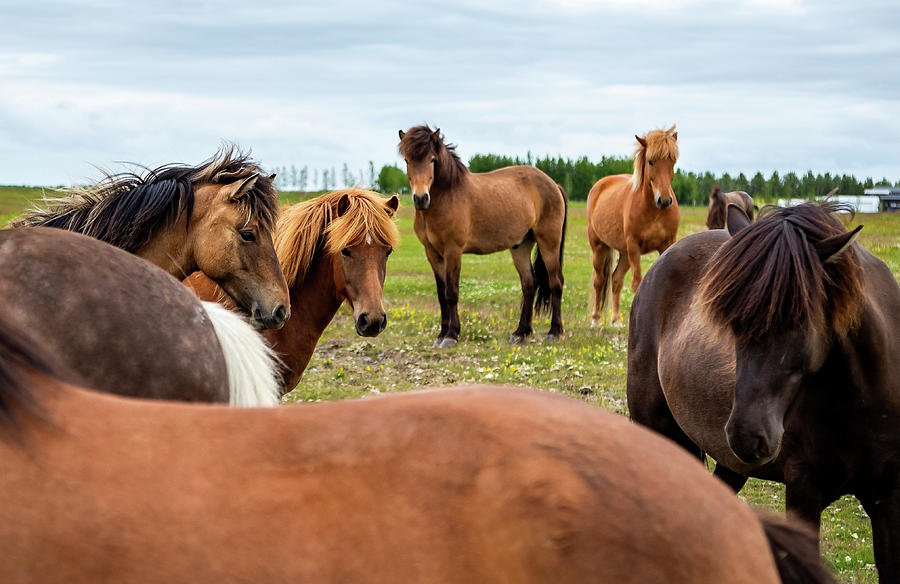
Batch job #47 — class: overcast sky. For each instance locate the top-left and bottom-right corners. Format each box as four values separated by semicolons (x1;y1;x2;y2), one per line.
1;0;898;187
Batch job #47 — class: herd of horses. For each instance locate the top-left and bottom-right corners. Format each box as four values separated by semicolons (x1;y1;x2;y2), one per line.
0;128;896;581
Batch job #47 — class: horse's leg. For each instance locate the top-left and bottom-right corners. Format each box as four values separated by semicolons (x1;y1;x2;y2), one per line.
535;238;564;340
424;245;450;345
589;243;613;327
609;253;631;325
859;485;900;580
508;241;536;344
784;476;825;546
625;238;643;293
440;247;463;348
712;463;749;492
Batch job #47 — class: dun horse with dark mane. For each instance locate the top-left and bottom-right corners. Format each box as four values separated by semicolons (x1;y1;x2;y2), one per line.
0;310;834;583
399;126;567;347
187;188;400;393
13;145;289;330
627;202;900;581
587;126;679;325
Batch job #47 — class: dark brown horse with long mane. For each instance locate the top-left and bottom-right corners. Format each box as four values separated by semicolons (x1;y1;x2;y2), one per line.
0;227;279;405
0;311;834;583
627;202;900;581
587;126;679;326
12;145;289;330
399;125;567;347
186;188;400;393
706;185;755;229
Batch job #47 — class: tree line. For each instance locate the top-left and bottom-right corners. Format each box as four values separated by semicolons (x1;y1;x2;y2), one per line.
275;154;897;207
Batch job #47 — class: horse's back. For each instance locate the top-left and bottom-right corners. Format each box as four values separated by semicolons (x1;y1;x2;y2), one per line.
5;383;782;583
0;227;229;401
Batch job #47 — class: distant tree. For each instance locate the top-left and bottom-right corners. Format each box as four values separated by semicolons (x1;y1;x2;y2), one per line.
376;164;410;194
368;161;376;188
299;166;308;192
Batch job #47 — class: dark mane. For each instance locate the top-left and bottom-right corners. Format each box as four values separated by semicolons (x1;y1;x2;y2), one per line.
699;202;864;341
706;185;725;230
0;312;62;438
12;144;279;253
398;125;467;190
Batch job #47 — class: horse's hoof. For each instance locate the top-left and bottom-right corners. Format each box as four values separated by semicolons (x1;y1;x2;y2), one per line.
590;318;603;328
437;338;458;349
544;333;560;342
508;334;525;345
611;319;625;329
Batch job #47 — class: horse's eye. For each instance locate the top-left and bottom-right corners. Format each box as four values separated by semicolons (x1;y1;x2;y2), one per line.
431;158;436;164
341;248;351;257
648;160;654;167
386;248;393;257
240;230;256;242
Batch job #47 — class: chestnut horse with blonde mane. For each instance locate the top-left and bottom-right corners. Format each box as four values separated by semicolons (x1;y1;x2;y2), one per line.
587;126;679;325
0;311;834;583
12;145;289;330
399;125;567;347
627;202;900;581
706;185;755;229
186;188;400;393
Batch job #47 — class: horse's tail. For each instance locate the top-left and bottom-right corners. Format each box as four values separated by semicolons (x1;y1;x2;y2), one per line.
534;183;568;314
756;511;836;584
202;301;281;407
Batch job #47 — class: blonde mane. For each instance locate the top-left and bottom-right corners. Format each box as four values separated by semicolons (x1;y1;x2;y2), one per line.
630;125;679;191
274;189;400;288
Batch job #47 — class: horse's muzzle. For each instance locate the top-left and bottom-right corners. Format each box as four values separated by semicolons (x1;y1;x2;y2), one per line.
412;193;431;210
252;303;290;330
356;312;387;337
725;420;782;465
656;196;673;210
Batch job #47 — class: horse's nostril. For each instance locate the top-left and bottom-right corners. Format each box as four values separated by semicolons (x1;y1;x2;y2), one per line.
274;305;287;323
380;314;387;330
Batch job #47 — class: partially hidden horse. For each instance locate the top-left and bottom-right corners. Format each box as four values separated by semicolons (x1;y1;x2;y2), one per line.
399;126;567;347
0;227;279;406
186;188;400;393
587;126;679;325
11;145;289;330
627;202;900;581
706;185;755;229
0;312;835;583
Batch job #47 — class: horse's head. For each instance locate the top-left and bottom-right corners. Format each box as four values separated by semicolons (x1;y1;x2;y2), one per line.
329;193;400;336
632;126;679;209
399;125;466;211
699;202;864;465
191;170;290;331
706;185;725;229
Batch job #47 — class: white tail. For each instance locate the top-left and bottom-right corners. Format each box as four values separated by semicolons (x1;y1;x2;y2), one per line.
201;301;281;407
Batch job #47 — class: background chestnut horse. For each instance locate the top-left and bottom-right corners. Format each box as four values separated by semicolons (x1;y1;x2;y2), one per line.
187;188;400;393
627;202;900;581
12;145;289;330
587;126;679;326
706;185;755;229
0;227;279;405
0;312;834;583
399;125;567;347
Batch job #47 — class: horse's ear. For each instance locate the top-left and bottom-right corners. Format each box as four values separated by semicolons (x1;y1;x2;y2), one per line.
268;173;277;181
336;193;351;217
398;129;405;140
223;172;260;202
815;225;862;264
672;131;678;141
726;204;752;236
385;194;399;215
711;185;722;200
635;135;647;147
431;128;441;142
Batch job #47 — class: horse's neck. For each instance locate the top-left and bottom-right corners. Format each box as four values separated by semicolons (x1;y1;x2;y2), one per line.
135;217;195;279
265;252;343;392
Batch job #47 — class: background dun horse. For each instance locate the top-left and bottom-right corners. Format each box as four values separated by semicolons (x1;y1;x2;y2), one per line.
12;145;289;330
187;188;400;393
399;125;567;347
706;185;755;229
627;202;900;581
587;126;680;326
0;228;279;405
0;309;835;583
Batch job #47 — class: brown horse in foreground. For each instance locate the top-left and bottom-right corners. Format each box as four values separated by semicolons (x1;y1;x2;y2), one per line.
0;227;278;405
587;126;679;325
399;125;567;347
12;145;289;330
0;315;834;583
627;202;900;581
706;185;755;229
187;189;400;393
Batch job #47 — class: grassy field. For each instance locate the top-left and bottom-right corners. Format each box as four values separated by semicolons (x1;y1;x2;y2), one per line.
3;186;899;582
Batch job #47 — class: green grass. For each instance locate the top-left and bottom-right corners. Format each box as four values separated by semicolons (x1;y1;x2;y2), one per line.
2;185;897;582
